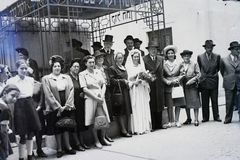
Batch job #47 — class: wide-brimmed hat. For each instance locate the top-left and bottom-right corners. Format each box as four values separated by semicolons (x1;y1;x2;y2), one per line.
16;48;29;57
92;50;106;58
228;41;240;50
145;41;159;49
133;38;142;44
124;35;134;44
180;50;193;56
163;45;177;55
202;40;216;47
66;39;83;47
103;35;114;43
91;42;103;48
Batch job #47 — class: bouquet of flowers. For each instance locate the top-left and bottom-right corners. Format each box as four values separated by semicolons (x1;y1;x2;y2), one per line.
134;70;156;83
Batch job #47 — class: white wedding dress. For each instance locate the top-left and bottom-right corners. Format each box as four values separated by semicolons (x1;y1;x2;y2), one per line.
125;50;152;134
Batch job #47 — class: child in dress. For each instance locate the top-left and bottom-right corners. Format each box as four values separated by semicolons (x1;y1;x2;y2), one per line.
0;84;20;160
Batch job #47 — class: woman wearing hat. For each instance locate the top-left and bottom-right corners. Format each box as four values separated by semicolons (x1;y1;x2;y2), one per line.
66;58;90;151
109;52;132;137
93;50;113;142
162;45;185;128
79;55;111;149
42;55;76;158
6;60;41;160
180;50;201;126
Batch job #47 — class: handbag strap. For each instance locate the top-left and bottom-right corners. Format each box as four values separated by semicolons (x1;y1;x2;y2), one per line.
112;80;122;94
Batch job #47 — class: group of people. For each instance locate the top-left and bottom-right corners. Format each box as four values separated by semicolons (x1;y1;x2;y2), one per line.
0;34;239;160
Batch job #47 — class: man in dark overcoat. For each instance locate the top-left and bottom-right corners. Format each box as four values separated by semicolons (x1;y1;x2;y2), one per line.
220;41;240;124
16;48;39;81
197;40;222;122
143;41;167;130
123;35;134;66
100;35;115;68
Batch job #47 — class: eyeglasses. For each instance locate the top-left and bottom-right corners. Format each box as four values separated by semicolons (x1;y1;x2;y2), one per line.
72;66;80;68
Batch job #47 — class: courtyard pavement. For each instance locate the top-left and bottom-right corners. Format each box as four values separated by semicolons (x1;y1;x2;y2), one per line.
8;95;240;160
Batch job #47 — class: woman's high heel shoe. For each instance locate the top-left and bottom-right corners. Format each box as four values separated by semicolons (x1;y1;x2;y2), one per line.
194;121;199;126
183;118;192;125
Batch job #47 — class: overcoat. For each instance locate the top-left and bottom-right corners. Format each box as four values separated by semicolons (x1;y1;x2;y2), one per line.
100;49;115;68
143;54;165;112
197;53;221;90
28;58;39;81
220;55;240;90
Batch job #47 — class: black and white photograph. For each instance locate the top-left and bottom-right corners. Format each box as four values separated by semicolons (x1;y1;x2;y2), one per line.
0;0;239;159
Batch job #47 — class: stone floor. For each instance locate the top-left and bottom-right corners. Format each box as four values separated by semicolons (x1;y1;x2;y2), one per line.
7;94;240;160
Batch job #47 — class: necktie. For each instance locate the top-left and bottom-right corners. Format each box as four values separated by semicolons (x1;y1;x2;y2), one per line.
234;56;238;62
107;50;110;54
152;56;155;61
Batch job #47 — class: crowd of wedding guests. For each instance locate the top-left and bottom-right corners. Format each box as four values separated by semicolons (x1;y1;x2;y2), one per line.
0;34;239;160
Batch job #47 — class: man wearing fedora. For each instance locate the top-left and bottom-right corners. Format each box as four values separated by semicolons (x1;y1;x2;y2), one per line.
123;35;134;66
64;39;86;72
91;42;103;52
134;38;145;56
197;40;222;123
143;41;167;130
16;48;39;81
220;41;240;124
100;35;115;68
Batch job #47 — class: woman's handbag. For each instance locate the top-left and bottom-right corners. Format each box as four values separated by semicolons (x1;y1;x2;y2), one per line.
172;84;185;99
94;103;109;130
111;80;123;107
55;117;77;128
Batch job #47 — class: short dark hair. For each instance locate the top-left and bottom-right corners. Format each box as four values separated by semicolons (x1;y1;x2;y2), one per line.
165;49;176;60
82;55;95;70
49;55;65;71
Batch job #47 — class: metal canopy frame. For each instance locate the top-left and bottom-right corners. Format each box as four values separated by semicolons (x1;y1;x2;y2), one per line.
0;0;166;74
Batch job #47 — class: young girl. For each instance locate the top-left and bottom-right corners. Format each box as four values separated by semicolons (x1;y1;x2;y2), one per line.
0;84;20;160
6;59;41;160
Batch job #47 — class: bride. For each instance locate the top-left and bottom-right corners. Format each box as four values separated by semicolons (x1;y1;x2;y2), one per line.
125;49;152;134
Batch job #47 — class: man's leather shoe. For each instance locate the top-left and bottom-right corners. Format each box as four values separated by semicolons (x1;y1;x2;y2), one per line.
224;121;231;124
202;119;209;122
120;132;132;137
214;118;222;122
57;151;63;158
37;149;48;157
65;149;76;155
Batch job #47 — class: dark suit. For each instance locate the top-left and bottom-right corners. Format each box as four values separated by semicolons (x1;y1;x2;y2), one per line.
143;54;165;129
78;48;91;56
123;48;130;66
100;49;115;68
100;48;115;121
64;49;85;73
220;55;240;122
28;58;39;81
197;53;221;120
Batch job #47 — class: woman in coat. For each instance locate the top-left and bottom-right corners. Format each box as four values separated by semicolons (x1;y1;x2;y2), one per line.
6;60;41;160
67;58;90;151
163;45;185;128
109;52;132;137
180;50;201;126
79;55;111;149
42;55;76;158
93;50;114;142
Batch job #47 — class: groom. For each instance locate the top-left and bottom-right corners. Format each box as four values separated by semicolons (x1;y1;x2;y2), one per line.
143;41;167;130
